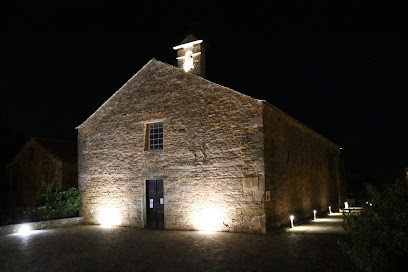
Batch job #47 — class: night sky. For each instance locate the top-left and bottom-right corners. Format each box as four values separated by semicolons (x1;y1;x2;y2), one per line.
1;1;407;199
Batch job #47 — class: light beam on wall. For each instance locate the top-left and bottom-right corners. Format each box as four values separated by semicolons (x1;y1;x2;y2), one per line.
183;50;194;72
193;206;224;232
176;50;201;72
98;206;122;227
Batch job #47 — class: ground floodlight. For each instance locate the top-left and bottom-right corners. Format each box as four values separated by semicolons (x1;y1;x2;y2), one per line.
17;224;31;236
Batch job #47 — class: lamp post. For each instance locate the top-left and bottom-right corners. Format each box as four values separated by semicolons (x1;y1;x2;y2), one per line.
313;210;317;220
329;206;332;214
290;215;294;228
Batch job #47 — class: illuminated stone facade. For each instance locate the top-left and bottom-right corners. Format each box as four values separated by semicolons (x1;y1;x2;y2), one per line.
263;104;342;229
78;59;343;233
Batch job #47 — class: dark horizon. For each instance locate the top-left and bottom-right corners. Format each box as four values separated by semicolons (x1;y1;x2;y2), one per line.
1;1;407;201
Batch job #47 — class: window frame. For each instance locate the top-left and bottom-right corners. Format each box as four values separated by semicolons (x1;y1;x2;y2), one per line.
145;121;164;151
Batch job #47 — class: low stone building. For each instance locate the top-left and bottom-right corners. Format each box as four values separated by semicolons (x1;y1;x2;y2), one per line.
78;35;343;233
6;138;77;207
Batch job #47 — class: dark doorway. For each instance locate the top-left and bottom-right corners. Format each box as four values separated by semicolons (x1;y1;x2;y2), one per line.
146;179;164;229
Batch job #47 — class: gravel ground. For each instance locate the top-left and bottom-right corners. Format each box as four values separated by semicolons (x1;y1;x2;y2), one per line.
0;213;357;272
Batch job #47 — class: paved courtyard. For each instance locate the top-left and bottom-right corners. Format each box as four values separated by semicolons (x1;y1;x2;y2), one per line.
0;213;357;271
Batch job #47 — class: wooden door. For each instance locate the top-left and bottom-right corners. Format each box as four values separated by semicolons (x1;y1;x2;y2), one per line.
146;180;164;229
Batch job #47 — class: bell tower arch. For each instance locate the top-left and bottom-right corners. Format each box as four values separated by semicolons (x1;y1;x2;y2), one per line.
173;34;206;78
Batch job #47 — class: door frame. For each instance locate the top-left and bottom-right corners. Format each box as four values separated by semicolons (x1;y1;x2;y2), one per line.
145;179;164;229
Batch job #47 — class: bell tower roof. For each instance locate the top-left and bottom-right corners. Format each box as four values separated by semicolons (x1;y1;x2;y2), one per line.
180;34;199;44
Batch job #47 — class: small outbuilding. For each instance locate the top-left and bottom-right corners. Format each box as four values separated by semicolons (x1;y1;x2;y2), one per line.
77;35;344;232
6;137;77;207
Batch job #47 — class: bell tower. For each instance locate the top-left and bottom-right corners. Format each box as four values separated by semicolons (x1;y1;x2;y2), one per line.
173;34;206;78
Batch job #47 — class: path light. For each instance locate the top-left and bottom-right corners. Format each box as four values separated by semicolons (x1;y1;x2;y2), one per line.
313;210;317;220
290;215;294;228
344;202;349;209
329;206;332;214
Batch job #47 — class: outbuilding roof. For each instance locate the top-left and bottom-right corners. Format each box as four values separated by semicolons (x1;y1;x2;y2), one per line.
35;138;77;163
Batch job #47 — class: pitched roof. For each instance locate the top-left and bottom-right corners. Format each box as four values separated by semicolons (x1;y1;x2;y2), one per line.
76;59;156;129
77;59;259;129
76;59;338;149
35;138;77;163
180;34;198;44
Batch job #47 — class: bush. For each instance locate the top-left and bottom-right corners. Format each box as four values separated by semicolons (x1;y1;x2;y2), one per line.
35;187;81;220
339;178;408;271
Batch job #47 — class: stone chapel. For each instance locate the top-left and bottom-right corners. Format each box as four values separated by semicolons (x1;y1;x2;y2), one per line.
77;35;344;233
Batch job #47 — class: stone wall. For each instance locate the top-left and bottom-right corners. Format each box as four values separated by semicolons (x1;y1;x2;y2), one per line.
78;60;266;233
262;102;342;229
